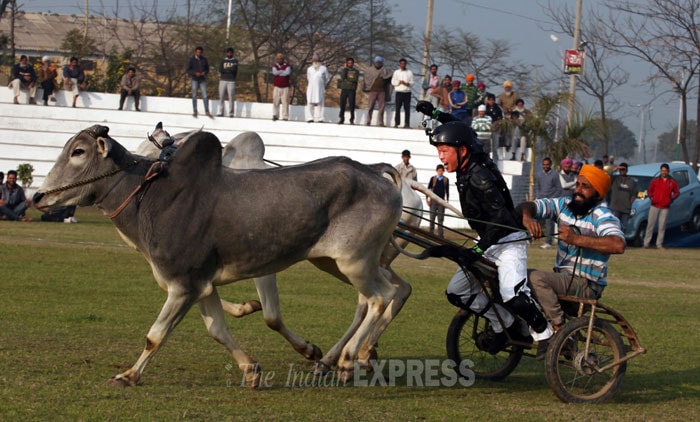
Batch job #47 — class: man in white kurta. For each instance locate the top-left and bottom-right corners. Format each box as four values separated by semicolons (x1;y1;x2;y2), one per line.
306;54;329;122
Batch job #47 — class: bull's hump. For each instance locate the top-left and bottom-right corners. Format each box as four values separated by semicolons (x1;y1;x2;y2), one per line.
171;131;223;170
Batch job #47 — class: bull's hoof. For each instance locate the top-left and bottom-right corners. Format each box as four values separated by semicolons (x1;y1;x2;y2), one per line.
337;367;354;384
248;300;262;312
305;344;323;361
358;347;378;367
106;374;136;387
241;363;262;389
312;361;332;376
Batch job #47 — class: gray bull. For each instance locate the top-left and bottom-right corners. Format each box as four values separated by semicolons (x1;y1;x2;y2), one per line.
34;125;404;387
138;125;418;375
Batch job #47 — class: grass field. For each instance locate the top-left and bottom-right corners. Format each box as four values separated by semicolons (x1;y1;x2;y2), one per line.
1;207;699;421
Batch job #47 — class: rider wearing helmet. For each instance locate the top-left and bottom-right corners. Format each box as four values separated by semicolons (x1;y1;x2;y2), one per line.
417;100;548;353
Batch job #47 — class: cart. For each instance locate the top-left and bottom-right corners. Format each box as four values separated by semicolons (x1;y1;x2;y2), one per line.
393;221;647;403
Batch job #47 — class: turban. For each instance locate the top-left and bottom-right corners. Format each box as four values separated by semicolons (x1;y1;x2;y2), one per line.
578;164;611;198
374;56;384;63
466;74;475;81
560;158;573;167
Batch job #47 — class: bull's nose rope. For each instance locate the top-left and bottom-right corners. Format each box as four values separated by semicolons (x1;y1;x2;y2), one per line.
40;160;140;195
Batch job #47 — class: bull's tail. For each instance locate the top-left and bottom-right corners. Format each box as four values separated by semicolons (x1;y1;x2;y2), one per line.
409;180;464;218
371;163;403;192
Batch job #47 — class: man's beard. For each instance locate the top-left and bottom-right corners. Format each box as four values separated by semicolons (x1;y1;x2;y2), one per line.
566;193;600;216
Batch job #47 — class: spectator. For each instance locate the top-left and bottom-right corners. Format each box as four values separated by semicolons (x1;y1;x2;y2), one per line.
462;74;478;124
10;55;37;105
448;80;469;121
421;64;441;108
271;53;292;121
604;155;616;174
427;164;449;238
559;158;577;197
63;56;86;108
571;159;582;174
118;67;140;111
305;54;329;123
471;104;493;155
0;170;32;221
497;80;520;114
510;98;529;161
362;56;392;127
337;57;359;125
609;162;638;231
643;163;679;249
186;46;211;117
217;47;238;118
594;159;604;170
395;149;417;181
430;75;452;113
472;81;491;111
41;206;77;223
484;93;504;159
37;56;57;106
392;58;414;128
535;157;561;249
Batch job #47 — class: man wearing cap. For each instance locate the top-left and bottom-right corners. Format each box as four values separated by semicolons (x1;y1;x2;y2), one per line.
10;55;37;105
472;81;491;111
395;149;417;181
497;80;520;114
306;53;329;123
471;104;492;155
559;158;577;198
462;74;478;125
391;58;414;128
218;47;238;117
271;53;292;121
38;56;58;106
416;100;549;353
519;165;625;337
427;164;449;238
362;56;393;126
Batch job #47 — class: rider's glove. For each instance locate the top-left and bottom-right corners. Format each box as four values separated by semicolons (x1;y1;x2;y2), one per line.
416;100;435;116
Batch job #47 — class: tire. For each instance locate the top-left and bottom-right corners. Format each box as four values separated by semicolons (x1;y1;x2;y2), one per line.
688;207;700;232
631;221;647;247
446;309;523;381
544;318;627;403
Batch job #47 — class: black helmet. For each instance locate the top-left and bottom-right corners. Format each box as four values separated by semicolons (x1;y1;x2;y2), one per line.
429;121;483;154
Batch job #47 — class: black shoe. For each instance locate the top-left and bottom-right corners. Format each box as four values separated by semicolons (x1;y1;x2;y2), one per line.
507;319;534;343
486;331;508;355
272;116;278;121
338;120;344;125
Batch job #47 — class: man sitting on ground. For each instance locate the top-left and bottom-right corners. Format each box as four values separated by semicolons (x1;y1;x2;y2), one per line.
0;170;32;221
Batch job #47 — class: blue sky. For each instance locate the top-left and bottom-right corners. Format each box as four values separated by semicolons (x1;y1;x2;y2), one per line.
19;0;691;160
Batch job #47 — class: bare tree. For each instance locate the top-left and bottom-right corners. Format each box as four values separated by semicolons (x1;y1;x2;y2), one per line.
544;1;630;158
602;0;700;171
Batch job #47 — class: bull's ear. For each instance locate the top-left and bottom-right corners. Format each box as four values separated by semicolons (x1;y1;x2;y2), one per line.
96;136;112;158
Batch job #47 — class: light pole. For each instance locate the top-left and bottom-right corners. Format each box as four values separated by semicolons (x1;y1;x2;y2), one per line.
567;0;583;129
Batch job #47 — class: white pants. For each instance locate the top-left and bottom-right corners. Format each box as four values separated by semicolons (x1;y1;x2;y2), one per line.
218;81;235;116
65;78;82;98
644;206;669;247
305;101;325;122
445;231;530;332
10;79;37;100
272;86;290;120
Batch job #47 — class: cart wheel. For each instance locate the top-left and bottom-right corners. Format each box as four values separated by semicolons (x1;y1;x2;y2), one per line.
446;309;523;381
544;317;627;403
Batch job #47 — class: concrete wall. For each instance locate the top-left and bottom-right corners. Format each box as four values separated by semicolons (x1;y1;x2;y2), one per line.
0;87;530;228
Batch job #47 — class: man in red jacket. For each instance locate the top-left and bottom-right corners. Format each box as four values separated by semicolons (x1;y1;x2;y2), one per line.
643;163;679;249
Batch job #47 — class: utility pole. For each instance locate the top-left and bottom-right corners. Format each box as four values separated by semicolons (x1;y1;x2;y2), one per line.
369;0;374;61
419;0;435;100
567;0;582;128
226;0;232;44
637;104;647;164
84;0;89;46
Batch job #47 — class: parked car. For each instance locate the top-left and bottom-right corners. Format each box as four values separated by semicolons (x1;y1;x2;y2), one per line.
623;162;700;246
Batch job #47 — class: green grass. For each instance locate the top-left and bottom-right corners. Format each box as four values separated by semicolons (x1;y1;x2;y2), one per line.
1;207;699;420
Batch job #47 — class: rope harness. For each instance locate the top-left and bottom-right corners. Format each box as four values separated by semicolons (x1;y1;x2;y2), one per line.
108;161;166;219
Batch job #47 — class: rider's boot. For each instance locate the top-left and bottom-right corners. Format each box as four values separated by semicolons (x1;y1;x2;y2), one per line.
447;292;518;354
506;292;548;333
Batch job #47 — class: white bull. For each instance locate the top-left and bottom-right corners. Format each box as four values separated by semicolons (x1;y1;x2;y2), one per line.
34;125;407;387
137;124;422;374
